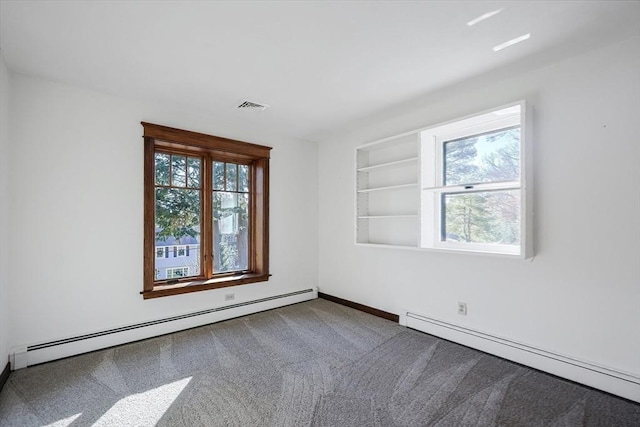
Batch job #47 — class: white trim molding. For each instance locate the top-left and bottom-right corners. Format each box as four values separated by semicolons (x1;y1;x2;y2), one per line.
15;288;318;368
405;311;640;402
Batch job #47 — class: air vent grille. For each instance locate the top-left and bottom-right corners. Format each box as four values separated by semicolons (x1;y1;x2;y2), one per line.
238;100;269;111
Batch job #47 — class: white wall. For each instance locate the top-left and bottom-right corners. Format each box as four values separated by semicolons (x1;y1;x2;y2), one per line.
7;73;318;352
319;37;640;380
0;53;10;368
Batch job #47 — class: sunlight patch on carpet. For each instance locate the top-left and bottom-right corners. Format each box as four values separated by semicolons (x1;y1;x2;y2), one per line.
93;377;192;426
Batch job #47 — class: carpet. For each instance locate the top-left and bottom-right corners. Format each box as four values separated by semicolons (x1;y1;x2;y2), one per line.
0;299;638;426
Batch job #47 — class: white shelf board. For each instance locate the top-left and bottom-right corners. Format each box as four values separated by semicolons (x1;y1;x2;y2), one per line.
355;242;421;250
357;215;418;219
356;130;419;150
357;183;417;193
357;157;418;172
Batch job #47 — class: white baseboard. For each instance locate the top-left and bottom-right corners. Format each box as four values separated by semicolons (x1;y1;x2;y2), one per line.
405;312;640;402
18;288;317;368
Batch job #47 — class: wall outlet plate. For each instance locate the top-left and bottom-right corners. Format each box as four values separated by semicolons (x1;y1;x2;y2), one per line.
458;302;467;315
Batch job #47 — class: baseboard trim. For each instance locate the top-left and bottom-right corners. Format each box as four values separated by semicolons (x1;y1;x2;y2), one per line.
318;292;399;322
19;288;317;367
404;311;640;402
0;361;10;392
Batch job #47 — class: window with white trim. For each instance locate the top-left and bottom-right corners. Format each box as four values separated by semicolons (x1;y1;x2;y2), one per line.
420;102;530;256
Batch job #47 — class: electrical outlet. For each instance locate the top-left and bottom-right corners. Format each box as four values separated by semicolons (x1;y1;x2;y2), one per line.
225;293;235;301
458;302;467;315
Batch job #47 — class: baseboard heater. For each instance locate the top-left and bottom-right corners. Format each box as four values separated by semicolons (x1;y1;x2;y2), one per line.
13;288;317;369
401;311;640;402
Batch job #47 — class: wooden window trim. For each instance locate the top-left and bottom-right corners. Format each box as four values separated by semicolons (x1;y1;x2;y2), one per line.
142;122;271;299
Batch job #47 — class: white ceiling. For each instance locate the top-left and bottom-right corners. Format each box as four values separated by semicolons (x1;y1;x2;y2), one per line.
1;1;638;142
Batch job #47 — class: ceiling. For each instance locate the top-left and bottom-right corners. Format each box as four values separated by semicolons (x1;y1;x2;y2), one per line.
1;1;638;142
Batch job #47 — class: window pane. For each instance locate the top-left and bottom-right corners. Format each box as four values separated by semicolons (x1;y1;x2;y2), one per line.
226;163;237;191
187;157;201;189
213;192;249;273
444;127;520;186
171;155;187;187
238;165;249;192
155;188;201;279
213;161;225;190
442;190;520;245
154;153;170;186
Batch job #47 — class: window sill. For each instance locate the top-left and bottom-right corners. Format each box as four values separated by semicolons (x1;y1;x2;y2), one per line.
142;273;270;299
354;242;531;259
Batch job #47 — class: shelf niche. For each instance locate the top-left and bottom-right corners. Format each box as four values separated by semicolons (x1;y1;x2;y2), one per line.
356;132;420;248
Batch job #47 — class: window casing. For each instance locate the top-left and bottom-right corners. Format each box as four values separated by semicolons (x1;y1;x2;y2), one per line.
143;122;271;299
421;102;530;257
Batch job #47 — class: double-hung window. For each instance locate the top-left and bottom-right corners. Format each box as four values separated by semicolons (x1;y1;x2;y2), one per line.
142;122;271;299
421;102;531;257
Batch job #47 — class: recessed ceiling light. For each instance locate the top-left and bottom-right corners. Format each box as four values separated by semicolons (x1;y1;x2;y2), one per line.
467;8;504;26
493;33;531;52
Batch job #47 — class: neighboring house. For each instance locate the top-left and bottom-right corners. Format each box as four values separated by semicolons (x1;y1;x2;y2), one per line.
154;235;200;280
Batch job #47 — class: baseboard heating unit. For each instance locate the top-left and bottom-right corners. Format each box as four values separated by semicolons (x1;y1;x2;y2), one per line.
11;288;317;369
400;311;640;402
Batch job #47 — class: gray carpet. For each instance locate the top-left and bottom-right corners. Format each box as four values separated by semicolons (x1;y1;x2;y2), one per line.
0;299;638;426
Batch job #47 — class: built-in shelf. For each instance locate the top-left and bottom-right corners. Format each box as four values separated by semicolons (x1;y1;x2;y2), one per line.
357;183;417;193
356;101;531;254
357;157;418;172
356;132;420;248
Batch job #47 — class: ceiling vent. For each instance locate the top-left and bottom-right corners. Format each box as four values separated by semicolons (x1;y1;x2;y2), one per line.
237;100;270;111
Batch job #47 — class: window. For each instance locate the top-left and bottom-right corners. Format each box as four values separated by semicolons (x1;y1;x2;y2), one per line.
420;102;530;256
213;161;250;273
143;122;271;299
166;267;190;279
155;247;165;258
